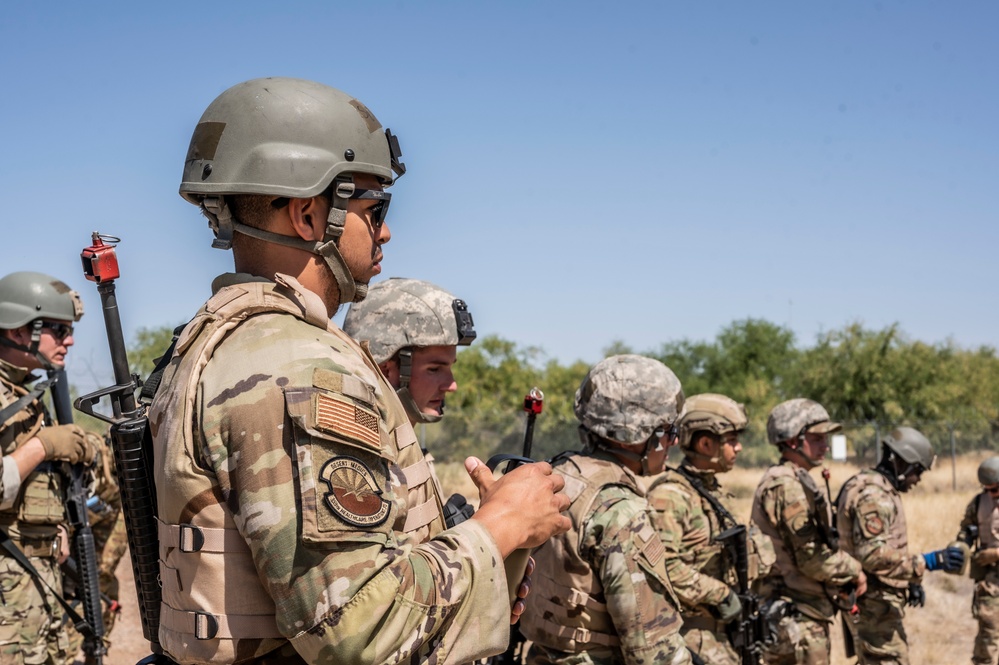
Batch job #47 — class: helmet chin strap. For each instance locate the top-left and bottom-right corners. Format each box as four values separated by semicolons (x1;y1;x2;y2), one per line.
202;190;365;306
783;439;823;469
396;349;442;425
0;320;54;371
601;430;664;476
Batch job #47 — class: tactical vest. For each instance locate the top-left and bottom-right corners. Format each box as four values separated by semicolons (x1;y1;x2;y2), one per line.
0;362;64;556
837;470;909;589
151;274;444;664
751;462;833;612
979;492;999;550
522;452;673;654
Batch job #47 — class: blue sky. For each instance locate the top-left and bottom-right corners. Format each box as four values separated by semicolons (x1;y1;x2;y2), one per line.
2;1;996;392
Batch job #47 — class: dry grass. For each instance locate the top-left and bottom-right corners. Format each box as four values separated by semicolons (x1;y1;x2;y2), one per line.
436;452;991;665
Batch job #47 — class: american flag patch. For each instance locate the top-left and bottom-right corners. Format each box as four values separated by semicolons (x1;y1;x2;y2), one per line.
315;393;380;450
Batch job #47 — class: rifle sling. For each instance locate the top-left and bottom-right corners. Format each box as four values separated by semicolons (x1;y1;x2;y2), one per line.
0;380;50;427
0;528;94;639
675;465;739;531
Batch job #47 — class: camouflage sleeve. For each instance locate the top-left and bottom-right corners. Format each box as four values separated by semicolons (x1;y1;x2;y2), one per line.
0;455;20;508
848;485;922;583
765;477;860;586
957;495;980;543
200;328;508;664
584;486;688;665
648;482;731;609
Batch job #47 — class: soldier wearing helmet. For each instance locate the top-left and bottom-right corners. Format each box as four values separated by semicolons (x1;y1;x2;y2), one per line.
647;394;773;665
0;271;98;663
520;355;692;665
837;426;962;664
149;78;570;664
343;278;476;425
956;456;999;664
750;398;866;665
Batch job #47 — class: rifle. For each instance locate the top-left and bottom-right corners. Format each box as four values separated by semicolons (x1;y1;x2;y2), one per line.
51;368;106;664
74;233;174;663
484;387;545;665
673;465;765;665
822;467;859;658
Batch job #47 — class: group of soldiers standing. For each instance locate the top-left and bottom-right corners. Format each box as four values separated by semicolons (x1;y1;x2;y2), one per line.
0;76;998;665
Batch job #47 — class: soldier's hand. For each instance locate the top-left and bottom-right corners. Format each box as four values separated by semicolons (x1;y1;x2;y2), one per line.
467;457;571;556
974;547;999;567
716;590;743;623
907;582;926;607
854;570;868;598
510;556;535;624
36;425;95;465
923;545;965;573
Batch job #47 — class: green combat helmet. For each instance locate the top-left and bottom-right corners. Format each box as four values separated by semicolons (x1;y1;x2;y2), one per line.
179;77;406;304
0;271;84;370
342;278;476;424
979;457;999;486
574;354;684;475
882;426;936;472
678;393;748;450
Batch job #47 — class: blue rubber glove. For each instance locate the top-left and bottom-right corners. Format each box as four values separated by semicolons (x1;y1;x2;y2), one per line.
923;545;965;572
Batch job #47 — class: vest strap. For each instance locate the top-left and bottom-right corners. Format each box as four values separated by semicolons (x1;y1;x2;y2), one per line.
403;498;440;533
159;605;283;641
546;619;620;647
157;520;248;554
401;458;431;488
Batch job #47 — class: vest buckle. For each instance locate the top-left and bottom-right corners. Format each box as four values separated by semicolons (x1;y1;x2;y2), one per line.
180;524;206;553
195;611;220;640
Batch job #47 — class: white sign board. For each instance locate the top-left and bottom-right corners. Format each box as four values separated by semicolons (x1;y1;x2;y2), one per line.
831;433;848;461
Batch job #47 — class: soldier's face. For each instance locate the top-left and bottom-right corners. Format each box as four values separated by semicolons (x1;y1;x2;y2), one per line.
408;345;459;417
715;433;742;472
2;321;74;370
338;174;392;284
800;431;829;462
900;468;923;492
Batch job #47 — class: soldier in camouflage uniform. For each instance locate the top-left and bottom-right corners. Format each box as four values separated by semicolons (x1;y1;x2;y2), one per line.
648;393;773;665
149;77;571;664
751;398;867;665
0;271;98;664
837;426;963;664
343;277;475;428
957;457;999;665
520;354;693;665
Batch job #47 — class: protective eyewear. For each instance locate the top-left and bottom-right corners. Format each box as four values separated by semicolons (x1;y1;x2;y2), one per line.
985;485;999;495
655;424;679;441
41;321;74;341
349;189;392;228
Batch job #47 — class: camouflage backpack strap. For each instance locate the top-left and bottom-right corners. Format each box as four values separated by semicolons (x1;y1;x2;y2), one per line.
674;464;739;531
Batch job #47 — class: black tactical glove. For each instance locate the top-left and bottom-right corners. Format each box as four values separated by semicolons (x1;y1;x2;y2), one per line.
716;590;743;624
922;545;965;573
907;582;926;607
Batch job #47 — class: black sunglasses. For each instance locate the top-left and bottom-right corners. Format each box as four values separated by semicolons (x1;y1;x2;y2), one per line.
41;321;74;341
271;188;391;227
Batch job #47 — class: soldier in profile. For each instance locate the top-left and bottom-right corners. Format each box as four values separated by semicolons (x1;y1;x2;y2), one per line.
751;398;867;665
837;426;964;664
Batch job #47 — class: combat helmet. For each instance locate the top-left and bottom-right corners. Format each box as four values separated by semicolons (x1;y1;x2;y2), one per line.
0;271;83;370
882;427;935;471
678;393;748;450
343;278;475;424
179;77;406;304
767;398;841;445
979;457;999;486
574;354;684;475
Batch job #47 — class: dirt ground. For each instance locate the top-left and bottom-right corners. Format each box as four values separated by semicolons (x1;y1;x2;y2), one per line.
94;457;987;665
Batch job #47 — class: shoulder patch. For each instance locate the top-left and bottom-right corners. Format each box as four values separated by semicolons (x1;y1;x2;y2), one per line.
862;512;884;537
319;455;390;527
315;392;380;450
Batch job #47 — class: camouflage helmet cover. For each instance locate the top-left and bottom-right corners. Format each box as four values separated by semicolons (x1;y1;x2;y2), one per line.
678;393;748;449
574;354;684;445
180;77;398;203
342;278;475;364
0;271;84;329
978;457;999;486
766;398;841;446
882;426;935;470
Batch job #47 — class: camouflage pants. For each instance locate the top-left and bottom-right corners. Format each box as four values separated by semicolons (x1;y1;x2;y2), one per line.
761;607;829;665
527;641;693;665
681;624;738;665
0;553;70;664
973;578;999;665
846;587;908;665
